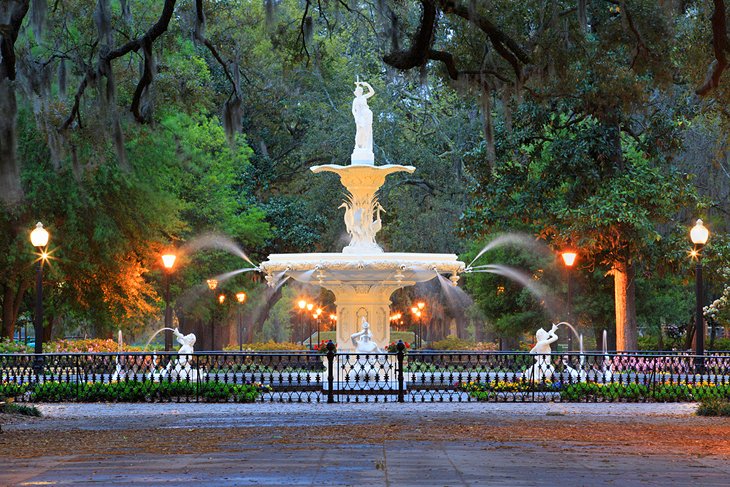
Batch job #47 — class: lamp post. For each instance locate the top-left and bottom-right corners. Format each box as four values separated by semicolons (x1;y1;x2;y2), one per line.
29;222;49;359
161;252;177;351
297;299;307;345
329;313;337;342
306;303;314;348
207;279;218;350
690;219;709;372
561;246;577;351
411;303;425;349
236;292;246;351
315;308;322;349
418;302;426;347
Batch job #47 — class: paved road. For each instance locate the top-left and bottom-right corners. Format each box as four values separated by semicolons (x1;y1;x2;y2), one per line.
2;402;728;486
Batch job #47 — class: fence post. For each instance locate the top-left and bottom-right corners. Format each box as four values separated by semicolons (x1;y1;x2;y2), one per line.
396;340;405;403
326;340;335;403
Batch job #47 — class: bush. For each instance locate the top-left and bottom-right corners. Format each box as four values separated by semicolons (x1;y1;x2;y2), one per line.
559;382;730;402
697;397;730;416
637;335;660;351
0;339;28;354
429;336;499;351
709;338;730;351
1;402;41;417
0;380;266;403
223;341;306;351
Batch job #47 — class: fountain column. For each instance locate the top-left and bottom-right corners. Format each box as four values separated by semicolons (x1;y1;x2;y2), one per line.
326;284;403;350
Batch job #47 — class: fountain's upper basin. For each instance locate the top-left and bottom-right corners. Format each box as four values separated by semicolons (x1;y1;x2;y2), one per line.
260;252;464;286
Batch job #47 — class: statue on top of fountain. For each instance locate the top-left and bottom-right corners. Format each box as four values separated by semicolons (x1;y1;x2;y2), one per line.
523;323;559;382
352;81;375;165
350;317;381;353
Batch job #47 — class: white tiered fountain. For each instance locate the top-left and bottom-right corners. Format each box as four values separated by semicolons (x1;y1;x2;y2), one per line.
260;82;464;350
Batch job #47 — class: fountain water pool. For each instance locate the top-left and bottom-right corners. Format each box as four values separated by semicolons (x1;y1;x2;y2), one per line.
260;82;464;350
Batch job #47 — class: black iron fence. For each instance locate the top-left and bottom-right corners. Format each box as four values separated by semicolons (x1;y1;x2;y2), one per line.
2;344;730;403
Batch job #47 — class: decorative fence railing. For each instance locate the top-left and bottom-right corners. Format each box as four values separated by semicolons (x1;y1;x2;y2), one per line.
2;345;730;403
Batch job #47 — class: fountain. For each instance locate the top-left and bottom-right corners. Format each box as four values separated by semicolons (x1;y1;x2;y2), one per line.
259;82;464;350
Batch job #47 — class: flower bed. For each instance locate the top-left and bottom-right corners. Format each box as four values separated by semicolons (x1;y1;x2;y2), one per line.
0;380;269;403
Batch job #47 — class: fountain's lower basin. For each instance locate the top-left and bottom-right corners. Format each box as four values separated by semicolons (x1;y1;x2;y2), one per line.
260;252;465;350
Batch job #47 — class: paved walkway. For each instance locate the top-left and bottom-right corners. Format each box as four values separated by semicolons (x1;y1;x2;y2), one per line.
1;402;728;486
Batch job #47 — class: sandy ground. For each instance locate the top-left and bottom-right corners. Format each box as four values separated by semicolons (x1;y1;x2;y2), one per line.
1;402;728;486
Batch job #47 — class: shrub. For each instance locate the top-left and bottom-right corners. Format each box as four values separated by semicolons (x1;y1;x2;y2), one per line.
429;336;498;351
1;402;41;417
223;341;306;351
0;380;266;403
0;339;29;354
385;341;410;353
697;397;730;416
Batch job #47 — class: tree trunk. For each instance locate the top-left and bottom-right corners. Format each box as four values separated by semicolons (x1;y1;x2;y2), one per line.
2;280;27;339
613;260;638;351
0;1;30;206
2;284;17;338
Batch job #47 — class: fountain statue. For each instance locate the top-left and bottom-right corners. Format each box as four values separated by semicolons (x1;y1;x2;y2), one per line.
524;323;559;382
350;317;380;353
352;81;375;164
166;328;198;381
260;81;464;350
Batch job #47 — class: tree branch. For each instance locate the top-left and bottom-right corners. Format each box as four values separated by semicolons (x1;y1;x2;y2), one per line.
60;0;177;129
0;0;30;82
382;0;437;69
696;0;730;96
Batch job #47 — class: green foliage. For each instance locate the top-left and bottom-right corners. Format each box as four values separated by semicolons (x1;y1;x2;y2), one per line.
1;402;42;417
0;380;264;403
223;341;305;351
559;382;730;402
0;339;28;354
429;335;498;351
696;397;730;417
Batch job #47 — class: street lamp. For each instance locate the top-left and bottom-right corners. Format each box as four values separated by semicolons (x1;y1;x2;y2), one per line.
236;291;246;351
417;302;426;346
297;299;307;345
314;308;323;348
411;305;425;349
690;219;710;371
29;222;49;358
206;279;218;350
305;302;314;348
161;252;177;351
561;245;578;351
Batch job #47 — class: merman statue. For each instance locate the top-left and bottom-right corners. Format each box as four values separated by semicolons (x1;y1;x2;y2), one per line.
351;317;380;353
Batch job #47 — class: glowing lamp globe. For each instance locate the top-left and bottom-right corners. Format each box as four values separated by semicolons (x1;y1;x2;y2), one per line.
236;292;246;303
207;279;218;291
561;252;577;267
307;303;314;311
30;222;49;248
161;253;176;270
690;219;709;246
298;299;307;309
218;294;226;304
